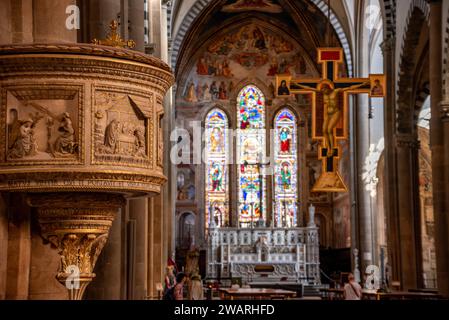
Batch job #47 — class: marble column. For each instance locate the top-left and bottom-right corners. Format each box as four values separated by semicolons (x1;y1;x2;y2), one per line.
166;2;178;255
395;135;419;290
128;198;149;299
149;0;164;60
147;197;155;298
441;101;449;296
33;0;77;43
0;0;12;44
0;195;7;299
146;1;173;300
86;0;121;42
349;94;360;279
148;195;166;299
380;37;401;287
99;0;153;298
0;0;33;44
162;0;175;256
129;6;170;300
429;0;449;297
5;194;31;300
84;208;125;300
128;0;145;52
355;93;375;277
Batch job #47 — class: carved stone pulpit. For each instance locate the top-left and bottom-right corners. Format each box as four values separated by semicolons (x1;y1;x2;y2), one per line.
0;43;174;299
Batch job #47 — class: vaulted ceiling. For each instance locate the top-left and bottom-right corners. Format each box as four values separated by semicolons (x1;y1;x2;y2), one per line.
173;0;348;79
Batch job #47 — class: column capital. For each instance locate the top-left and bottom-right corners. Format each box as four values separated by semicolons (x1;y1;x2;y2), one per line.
27;192;125;300
396;135;419;149
380;37;395;54
440;100;449;116
440;101;449;120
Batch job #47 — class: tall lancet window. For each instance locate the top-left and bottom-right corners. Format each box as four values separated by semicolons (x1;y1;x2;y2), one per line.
205;109;229;228
274;109;298;227
237;85;266;228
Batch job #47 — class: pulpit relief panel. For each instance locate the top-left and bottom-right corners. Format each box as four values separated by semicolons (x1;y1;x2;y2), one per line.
93;86;153;168
1;85;83;165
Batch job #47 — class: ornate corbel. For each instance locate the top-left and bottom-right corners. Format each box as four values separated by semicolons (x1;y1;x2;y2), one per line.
27;193;125;300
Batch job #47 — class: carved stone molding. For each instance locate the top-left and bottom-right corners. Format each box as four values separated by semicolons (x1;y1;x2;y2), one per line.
0;170;166;196
380;37;395;55
396;135;420;149
27;192;125;300
0;44;172;74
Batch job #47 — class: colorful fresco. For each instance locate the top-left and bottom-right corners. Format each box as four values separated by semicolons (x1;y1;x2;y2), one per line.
222;0;283;14
182;24;309;103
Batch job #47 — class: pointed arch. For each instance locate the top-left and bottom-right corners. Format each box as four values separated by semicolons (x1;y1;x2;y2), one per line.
236;85;266;227
205;108;229;228
171;0;354;76
273;108;298;227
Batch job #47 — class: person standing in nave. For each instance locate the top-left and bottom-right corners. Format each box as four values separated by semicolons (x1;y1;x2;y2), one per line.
188;272;204;300
174;273;187;300
343;273;363;300
163;266;176;298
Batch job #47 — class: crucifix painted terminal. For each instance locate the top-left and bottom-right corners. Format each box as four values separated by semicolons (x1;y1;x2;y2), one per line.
276;48;386;192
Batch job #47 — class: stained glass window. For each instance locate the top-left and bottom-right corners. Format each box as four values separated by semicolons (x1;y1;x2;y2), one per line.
237;85;266;228
205;109;229;228
274;109;297;227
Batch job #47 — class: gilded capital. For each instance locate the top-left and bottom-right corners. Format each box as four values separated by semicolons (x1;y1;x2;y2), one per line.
28;192;125;300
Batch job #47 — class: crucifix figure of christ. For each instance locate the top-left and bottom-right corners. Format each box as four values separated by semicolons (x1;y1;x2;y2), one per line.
276;48;386;192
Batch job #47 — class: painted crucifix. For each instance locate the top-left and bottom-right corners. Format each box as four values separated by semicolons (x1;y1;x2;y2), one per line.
276;48;386;192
